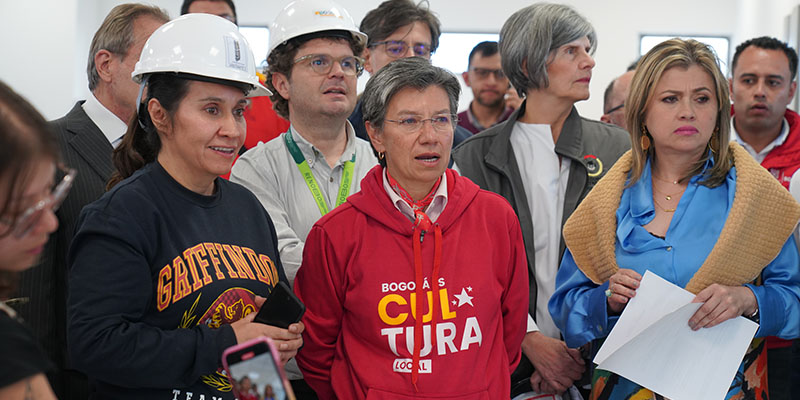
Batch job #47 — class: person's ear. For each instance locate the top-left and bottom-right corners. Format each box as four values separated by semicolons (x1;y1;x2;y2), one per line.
462;71;471;87
365;120;385;154
729;78;735;102
147;98;171;136
521;58;529;78
363;48;375;75
789;80;797;100
94;50;116;84
600;114;612;124
271;72;291;100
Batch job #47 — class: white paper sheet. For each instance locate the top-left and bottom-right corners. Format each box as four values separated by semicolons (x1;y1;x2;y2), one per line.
594;271;758;400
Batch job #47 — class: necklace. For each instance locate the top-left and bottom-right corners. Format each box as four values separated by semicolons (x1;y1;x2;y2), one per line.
652;173;680;185
652;184;686;201
653;197;676;213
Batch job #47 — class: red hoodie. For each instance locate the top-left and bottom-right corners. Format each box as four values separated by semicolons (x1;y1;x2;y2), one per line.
732;108;800;189
733;108;800;351
294;166;528;399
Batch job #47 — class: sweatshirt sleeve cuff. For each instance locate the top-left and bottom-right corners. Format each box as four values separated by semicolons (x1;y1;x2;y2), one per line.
215;324;238;365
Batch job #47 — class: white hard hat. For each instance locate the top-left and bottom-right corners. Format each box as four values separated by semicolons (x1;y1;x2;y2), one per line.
133;14;271;97
268;0;367;56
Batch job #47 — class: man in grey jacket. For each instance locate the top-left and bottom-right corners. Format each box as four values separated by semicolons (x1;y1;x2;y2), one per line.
452;4;630;397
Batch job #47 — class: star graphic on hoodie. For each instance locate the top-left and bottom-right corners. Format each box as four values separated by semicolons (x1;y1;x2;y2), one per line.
454;288;474;308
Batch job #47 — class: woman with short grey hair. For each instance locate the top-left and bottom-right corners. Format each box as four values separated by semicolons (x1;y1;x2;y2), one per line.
452;3;630;398
501;2;596;95
294;57;529;398
360;57;460;165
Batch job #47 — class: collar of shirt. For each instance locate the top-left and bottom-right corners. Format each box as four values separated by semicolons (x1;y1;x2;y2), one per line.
628;153;715;223
382;168;448;223
466;102;514;132
289;121;358;170
731;116;790;163
82;93;128;148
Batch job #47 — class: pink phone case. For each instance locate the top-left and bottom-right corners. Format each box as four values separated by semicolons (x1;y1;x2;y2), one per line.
222;337;296;400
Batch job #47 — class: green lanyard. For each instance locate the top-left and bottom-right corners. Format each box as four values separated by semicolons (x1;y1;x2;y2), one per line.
284;129;355;216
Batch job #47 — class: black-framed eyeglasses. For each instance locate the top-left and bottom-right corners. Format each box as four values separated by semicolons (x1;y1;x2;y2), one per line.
471;67;506;80
369;40;433;59
1;166;76;238
606;103;624;114
293;54;365;77
384;114;458;133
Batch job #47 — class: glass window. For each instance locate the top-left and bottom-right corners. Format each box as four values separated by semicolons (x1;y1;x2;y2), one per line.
430;32;500;74
240;26;270;69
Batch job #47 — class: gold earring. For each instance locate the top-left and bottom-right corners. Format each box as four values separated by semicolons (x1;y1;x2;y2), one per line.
378;152;385;160
640;124;651;151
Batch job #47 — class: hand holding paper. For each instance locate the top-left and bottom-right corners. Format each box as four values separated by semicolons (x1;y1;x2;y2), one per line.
594;271;758;400
689;283;759;330
606;268;642;314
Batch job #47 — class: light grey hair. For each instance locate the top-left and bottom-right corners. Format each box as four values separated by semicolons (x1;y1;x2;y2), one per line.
87;3;169;91
500;2;596;96
362;57;460;130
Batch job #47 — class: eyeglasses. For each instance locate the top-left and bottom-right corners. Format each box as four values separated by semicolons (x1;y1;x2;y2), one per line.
606;103;624;114
1;167;76;238
384;114;458;133
218;14;236;23
293;54;365;77
471;67;506;80
369;40;433;59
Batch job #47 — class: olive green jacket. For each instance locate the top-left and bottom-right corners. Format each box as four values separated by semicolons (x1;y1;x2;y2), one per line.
452;101;631;318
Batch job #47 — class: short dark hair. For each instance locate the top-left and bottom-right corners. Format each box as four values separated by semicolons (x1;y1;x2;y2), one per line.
602;78;616;113
360;0;441;53
467;41;499;68
180;0;237;25
266;35;365;119
361;57;460;166
732;36;798;80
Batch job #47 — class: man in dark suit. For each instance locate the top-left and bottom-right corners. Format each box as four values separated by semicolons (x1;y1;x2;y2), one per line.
14;4;168;399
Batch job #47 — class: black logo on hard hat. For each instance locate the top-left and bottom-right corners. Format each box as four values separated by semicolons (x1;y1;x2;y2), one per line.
234;40;241;61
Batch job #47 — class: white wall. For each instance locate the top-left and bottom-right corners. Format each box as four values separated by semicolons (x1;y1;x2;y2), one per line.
3;0;800;121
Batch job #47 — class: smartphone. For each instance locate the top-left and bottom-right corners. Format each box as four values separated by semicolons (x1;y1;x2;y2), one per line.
254;281;305;329
222;337;296;400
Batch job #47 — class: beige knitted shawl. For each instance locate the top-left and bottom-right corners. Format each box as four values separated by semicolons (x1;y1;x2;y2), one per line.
562;142;800;294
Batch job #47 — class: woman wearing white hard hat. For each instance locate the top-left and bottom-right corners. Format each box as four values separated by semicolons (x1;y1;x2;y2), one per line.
67;14;302;399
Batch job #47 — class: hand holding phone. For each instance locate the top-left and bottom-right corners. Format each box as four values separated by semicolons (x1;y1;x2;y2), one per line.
223;337;296;400
230;283;305;362
254;281;305;329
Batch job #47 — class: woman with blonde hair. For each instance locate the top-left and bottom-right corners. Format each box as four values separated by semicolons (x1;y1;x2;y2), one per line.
549;38;800;399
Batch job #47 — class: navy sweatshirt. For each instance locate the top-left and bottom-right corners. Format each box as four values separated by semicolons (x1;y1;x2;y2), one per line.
67;162;286;400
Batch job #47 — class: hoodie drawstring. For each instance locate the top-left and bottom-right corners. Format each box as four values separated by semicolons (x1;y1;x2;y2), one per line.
411;224;442;390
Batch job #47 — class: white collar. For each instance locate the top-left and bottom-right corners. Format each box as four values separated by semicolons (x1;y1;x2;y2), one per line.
731;116;790;162
82;93;128;148
382;168;449;223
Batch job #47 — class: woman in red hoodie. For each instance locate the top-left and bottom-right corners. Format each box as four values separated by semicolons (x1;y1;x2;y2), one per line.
294;57;529;399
